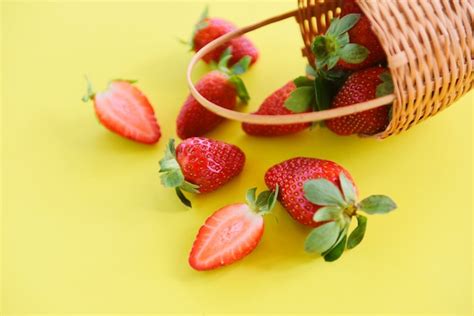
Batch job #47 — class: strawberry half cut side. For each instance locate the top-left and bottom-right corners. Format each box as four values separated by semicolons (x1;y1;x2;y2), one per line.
189;186;279;271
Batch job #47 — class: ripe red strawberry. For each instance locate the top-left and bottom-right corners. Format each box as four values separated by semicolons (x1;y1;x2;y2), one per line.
337;0;386;70
325;67;393;136
265;157;396;262
265;157;355;227
177;50;250;139
242;81;311;136
189;7;258;66
189;187;278;270
311;3;385;71
82;79;161;144
159;137;245;206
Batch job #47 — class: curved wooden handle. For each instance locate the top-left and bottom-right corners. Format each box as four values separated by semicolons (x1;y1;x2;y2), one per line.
186;9;395;125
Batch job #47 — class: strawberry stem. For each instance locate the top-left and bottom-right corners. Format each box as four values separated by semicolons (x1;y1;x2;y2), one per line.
81;75;95;102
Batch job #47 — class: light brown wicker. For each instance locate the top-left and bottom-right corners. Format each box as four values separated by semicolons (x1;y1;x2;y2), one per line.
186;0;473;139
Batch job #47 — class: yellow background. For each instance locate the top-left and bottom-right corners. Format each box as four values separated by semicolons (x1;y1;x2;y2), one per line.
1;0;472;314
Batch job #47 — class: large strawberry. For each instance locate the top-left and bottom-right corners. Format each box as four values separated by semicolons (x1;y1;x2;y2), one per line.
242;81;311;136
325;66;394;136
265;157;396;261
311;5;385;71
189;7;258;66
176;49;250;139
159;137;245;207
82;79;161;144
189;186;278;270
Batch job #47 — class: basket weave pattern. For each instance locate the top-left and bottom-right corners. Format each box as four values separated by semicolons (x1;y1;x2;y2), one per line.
297;0;473;138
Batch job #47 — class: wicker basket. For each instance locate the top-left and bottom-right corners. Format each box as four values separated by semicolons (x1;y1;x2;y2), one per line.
186;0;473;139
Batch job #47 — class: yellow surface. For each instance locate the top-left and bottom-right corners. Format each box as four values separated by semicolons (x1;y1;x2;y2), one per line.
1;0;473;314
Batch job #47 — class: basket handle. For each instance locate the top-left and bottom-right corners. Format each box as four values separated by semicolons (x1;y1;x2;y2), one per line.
186;9;396;125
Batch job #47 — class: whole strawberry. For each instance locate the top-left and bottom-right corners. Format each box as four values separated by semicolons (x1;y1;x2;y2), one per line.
242;81;311;137
159;137;245;207
177;49;250;139
189;186;278;271
325;67;393;136
190;7;258;66
265;157;396;261
82;79;161;144
311;6;385;71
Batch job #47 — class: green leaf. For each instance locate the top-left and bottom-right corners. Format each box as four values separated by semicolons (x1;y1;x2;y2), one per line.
358;195;397;214
82;75;95;102
175;188;192;208
293;76;314;87
313;75;330;111
376;71;394;97
324;235;347;262
303;179;346;207
284;86;314;113
327;13;360;36
347;214;367;249
217;47;232;70
326;55;339;70
339;172;356;204
110;79;138;84
339;43;369;64
313;206;342;222
336;32;350;46
304;221;340;254
305;64;318;77
231;56;251;75
181;181;200;194
228;75;250;104
255;185;279;214
246;187;257;209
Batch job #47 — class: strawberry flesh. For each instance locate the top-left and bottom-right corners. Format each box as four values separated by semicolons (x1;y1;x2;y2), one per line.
94;81;161;144
189;203;264;271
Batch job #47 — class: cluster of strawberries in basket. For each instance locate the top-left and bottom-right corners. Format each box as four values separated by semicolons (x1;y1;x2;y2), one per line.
82;0;396;271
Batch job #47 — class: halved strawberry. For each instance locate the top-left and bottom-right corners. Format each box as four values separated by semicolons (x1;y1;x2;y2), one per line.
189;187;278;271
82;79;161;144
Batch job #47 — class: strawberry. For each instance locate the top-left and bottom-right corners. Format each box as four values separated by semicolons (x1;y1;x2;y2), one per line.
325;67;394;136
189;7;258;66
177;49;250;139
242;81;311;137
336;0;386;70
82;79;161;144
159;137;245;207
189;187;278;270
265;157;396;261
310;7;385;71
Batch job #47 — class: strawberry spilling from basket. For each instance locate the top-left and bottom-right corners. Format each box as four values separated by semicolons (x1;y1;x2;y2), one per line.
80;0;472;272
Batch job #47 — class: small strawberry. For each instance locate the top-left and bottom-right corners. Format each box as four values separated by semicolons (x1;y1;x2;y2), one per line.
265;157;396;261
242;81;311;137
177;49;250;139
325;67;394;136
159;137;245;207
188;7;258;66
189;186;278;270
311;8;385;71
82;78;161;144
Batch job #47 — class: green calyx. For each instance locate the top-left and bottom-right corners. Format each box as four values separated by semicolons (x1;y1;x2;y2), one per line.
245;185;279;216
212;48;251;104
303;172;397;262
158;139;199;208
81;75;95;102
284;65;350;115
376;71;395;97
184;6;210;50
311;14;369;70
